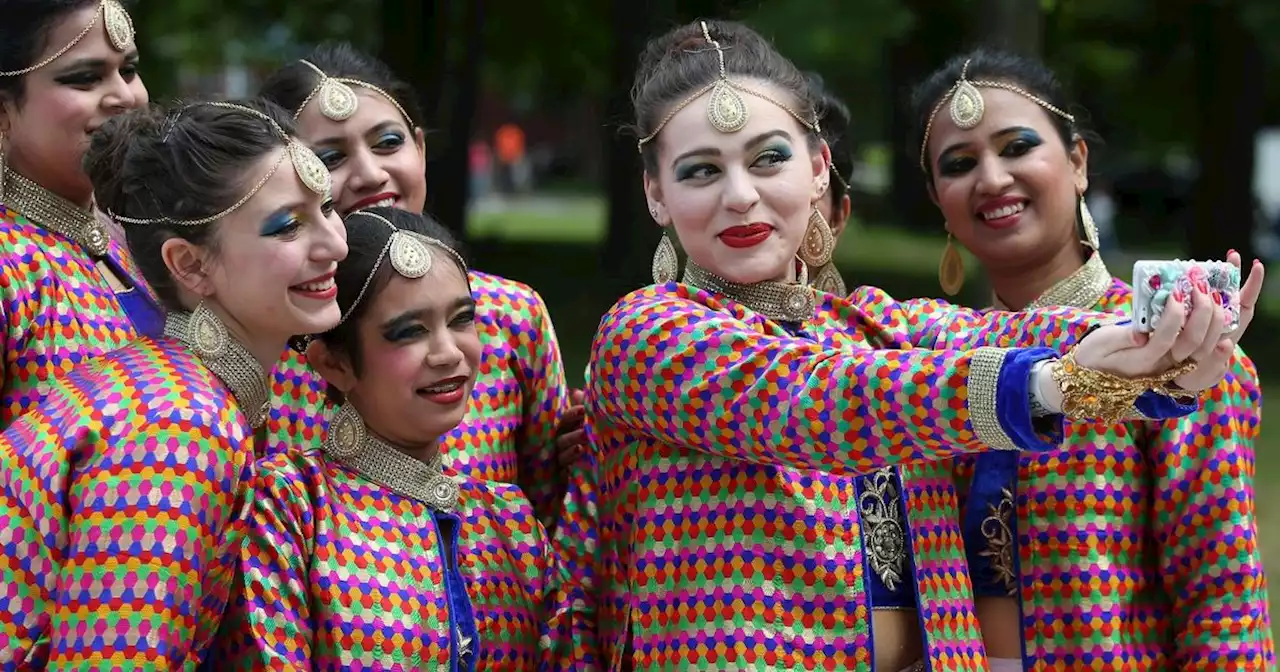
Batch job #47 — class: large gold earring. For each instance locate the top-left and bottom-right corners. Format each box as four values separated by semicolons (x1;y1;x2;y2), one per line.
938;232;965;296
188;300;231;362
324;402;367;460
652;231;679;284
798;206;836;267
1079;198;1100;251
811;262;847;295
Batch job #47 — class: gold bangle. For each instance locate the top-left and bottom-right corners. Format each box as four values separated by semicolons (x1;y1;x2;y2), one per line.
1049;348;1198;424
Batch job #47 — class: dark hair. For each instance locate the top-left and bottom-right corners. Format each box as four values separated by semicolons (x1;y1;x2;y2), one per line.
319;206;467;384
909;47;1079;178
806;72;854;203
631;19;822;174
258;42;423;128
0;0;104;105
83;98;298;310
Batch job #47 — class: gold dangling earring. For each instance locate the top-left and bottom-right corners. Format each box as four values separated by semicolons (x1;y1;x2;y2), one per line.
187;300;230;362
811;262;847;295
1079;197;1101;251
938;232;966;296
324;402;367;460
651;230;679;284
798;206;836;267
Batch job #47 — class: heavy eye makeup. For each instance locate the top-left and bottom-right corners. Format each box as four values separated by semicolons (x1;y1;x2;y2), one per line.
311;122;409;170
53;54;139;88
380;296;477;343
260;208;303;237
673;142;795;182
936;126;1045;177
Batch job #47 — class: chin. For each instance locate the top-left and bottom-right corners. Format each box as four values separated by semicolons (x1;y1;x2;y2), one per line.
289;304;343;338
710;250;793;285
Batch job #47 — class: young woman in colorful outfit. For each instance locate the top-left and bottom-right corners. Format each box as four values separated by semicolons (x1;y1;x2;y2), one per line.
584;19;1260;671
0;99;347;668
912;48;1274;671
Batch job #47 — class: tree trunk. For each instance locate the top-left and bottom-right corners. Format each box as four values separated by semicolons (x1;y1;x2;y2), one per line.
1189;2;1262;262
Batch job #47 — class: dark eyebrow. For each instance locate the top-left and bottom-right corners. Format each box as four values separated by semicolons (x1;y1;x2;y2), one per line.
53;50;139;75
314;119;405;147
937;126;1038;162
379;295;476;331
669;129;793;169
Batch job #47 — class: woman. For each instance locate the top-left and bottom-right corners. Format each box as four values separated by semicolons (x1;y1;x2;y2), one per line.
257;43;580;526
214;206;595;669
587;19;1259;671
911;48;1273;670
0;0;161;428
806;73;853;296
0;99;347;668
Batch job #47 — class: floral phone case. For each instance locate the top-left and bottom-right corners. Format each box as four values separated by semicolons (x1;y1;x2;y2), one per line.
1131;260;1240;334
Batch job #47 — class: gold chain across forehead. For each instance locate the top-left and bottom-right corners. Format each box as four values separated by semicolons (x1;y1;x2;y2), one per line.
635;21;820;153
293;59;414;129
918;58;1075;171
110;102;332;227
0;1;134;77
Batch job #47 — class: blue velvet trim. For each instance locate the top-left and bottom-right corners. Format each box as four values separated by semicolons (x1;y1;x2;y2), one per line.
856;470;919;609
1133;390;1198;419
116;287;164;339
436;512;479;672
995;347;1062;453
962;448;1018;597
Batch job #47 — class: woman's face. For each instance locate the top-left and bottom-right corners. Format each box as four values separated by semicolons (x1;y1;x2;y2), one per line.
644;80;828;284
924;87;1087;274
295;90;426;217
324;255;482;448
1;3;148;202
167;147;349;347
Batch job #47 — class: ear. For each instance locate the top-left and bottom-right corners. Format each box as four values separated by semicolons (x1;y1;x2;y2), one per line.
306;338;358;394
829;193;853;240
810;140;832;202
160;237;215;297
413;126;427;175
642;171;667;225
1070;134;1090;194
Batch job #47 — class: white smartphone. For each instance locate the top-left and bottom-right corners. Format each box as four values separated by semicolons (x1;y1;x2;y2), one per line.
1131;259;1241;334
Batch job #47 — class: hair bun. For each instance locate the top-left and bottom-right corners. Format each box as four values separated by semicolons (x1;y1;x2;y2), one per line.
83;104;167;217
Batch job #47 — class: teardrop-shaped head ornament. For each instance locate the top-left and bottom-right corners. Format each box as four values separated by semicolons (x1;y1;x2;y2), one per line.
102;1;135;52
288;141;331;196
318;79;359;121
948;60;985;130
389;231;434;278
700;21;749;134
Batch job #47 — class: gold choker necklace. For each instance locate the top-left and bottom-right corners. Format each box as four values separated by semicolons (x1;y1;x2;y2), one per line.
3;166;109;257
324;404;460;512
683;261;817;322
164;310;270;428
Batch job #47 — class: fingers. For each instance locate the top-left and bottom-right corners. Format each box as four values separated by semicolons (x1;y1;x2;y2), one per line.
569;388;585;405
1171;289;1214;363
1143;296;1185;364
1233;259;1264;345
1173;338;1234;392
557;443;583;466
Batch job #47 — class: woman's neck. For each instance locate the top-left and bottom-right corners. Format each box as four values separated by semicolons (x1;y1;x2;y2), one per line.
4;159;93;208
987;242;1088;311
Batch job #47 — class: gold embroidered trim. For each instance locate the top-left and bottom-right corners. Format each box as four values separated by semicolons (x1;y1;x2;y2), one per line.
994;250;1113;311
968;347;1018;450
327;428;460;513
857;467;908;591
979;487;1018;596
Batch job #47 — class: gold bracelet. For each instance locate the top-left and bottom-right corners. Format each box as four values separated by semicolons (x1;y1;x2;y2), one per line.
1049;348;1198;424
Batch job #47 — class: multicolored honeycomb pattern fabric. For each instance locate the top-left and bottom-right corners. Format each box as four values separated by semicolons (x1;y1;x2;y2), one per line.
948;267;1275;671
214;447;597;670
264;270;568;518
583;282;1111;671
0;337;257;669
0;205;146;427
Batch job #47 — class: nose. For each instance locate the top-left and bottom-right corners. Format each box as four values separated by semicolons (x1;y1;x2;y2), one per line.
974;155;1015;196
344;146;389;196
721;166;760;213
312;206;349;264
101;72;139;113
426;330;465;370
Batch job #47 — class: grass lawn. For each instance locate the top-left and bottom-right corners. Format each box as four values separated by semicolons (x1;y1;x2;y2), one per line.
468;194;1280;635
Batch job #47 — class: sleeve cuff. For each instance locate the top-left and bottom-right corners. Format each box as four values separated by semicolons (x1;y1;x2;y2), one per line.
969;346;1062;452
1132;390;1199;419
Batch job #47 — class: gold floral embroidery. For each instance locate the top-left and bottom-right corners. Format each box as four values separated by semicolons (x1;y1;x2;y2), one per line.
858;467;907;591
979;488;1018;595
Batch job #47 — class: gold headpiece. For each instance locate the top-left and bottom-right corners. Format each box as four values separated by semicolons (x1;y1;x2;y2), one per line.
918;59;1075;171
293;60;415;128
636;21;819;153
0;1;134;77
111;102;331;227
335;210;468;328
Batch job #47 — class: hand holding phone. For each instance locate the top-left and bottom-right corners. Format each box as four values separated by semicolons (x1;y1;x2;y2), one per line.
1131;260;1240;334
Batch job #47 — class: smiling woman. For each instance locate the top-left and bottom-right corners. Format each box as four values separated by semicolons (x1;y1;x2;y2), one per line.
0;0;161;431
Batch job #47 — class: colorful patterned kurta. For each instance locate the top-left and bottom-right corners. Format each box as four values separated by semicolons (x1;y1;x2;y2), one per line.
0;337;257;669
949;253;1274;670
583;281;1166;671
0;204;152;426
215;443;597;670
265;270;568;519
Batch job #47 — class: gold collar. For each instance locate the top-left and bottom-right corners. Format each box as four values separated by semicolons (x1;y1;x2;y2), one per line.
2;166;110;257
993;250;1113;311
163;311;270;428
324;410;460;512
683;261;817;322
